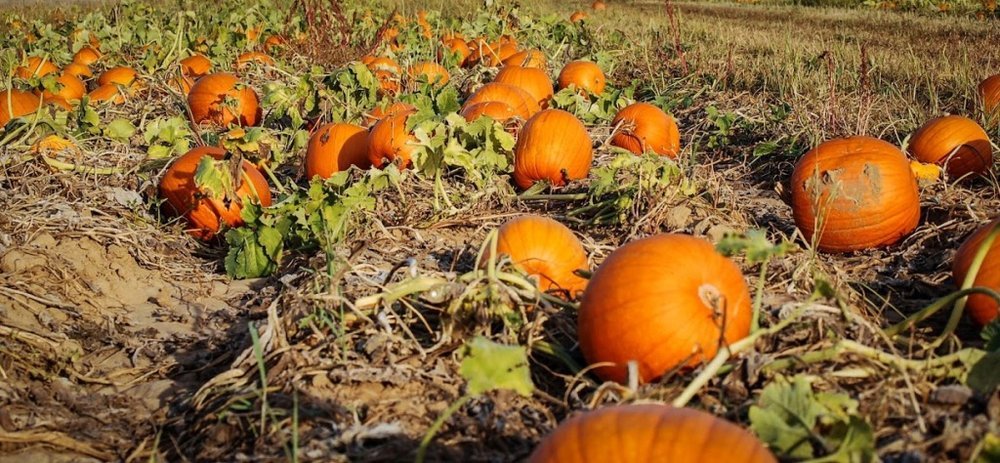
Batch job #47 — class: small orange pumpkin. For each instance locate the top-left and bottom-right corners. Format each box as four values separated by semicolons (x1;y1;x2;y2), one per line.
907;115;992;179
578;234;752;384
180;54;212;77
953;218;1000;326
235;51;274;68
15;56;59;79
790;136;920;253
159;146;272;240
88;83;126;105
482;215;588;298
368;109;417;168
0;89;42;126
97;66;138;87
305;123;371;179
557;61;606;96
62;63;93;79
71;46;102;66
513;109;592;189
591;0;608;10
42;74;86;109
408;62;450;87
502;49;547;69
463;83;540;120
187;73;261;127
611;102;681;157
493;66;553;108
570;11;588;22
981;74;1000;117
529;405;776;463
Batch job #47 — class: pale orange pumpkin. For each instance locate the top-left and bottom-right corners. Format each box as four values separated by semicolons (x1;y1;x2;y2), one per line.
368;109;417;168
305;123;371;179
513;109;592;189
610;102;681;157
0;89;42;126
557;61;606;96
953;218;1000;326
907;115;992;179
187;73;260;126
493;66;553;108
481;215;589;298
529;405;776;463
790;136;920;253
159;146;272;240
578;234;752;384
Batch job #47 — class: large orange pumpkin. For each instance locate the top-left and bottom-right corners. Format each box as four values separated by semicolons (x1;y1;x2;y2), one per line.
187;73;260;126
557;61;606;96
408;62;450;86
529;405;776;463
482;215;588;298
610;102;681;157
790;136;920;253
463;83;540;120
71;46;102;66
980;74;1000;117
159;146;272;240
368;109;417;168
42;74;86;109
502;49;547;69
180;54;212;77
0;89;41;126
513;109;592;189
953;218;1000;326
97;66;138;87
15;56;59;79
578;234;752;384
493;66;553;108
305;123;370;179
907;115;992;179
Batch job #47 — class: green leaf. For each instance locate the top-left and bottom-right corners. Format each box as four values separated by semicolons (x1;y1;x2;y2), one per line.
104;118;136;142
983;318;1000;352
459;336;534;397
717;229;794;264
967;350;1000;395
193;155;233;200
224;226;283;279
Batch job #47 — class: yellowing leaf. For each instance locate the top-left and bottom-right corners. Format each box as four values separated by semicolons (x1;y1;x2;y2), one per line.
460;336;534;397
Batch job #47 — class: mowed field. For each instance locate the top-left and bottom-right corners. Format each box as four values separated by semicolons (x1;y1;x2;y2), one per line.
1;0;999;462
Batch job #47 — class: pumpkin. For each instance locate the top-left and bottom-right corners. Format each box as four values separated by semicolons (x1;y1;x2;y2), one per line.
15;56;59;79
373;70;401;96
262;35;286;52
0;89;41;126
62;63;93;79
980;74;1000;116
305;123;371;179
610;102;681;157
493;66;553;108
910;160;942;183
365;56;402;75
180;54;212;77
591;0;608;10
578;234;752;384
88;83;126;104
363;102;416;127
529;405;776;463
71;46;102;66
41;74;86;109
907;115;992;179
408;62;450;87
171;75;194;95
187;73;260;126
790;136;920;253
442;38;472;66
513;109;592;189
368;109;417;168
460;101;520;124
159;146;272;240
502;49;547;69
953;218;1000;326
557;61;606;96
570;11;588;22
481;215;588;298
97;66;138;87
463;83;540;120
467;38;518;67
235;51;274;68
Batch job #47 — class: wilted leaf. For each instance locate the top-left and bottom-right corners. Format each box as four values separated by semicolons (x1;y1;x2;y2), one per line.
104;118;135;142
460;336;534;397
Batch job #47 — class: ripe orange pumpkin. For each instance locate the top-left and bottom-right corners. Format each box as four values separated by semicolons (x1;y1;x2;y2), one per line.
373;70;401;96
305;123;371;179
408;62;450;86
570;11;588;22
790;136;920;253
578;234;752;384
442;38;472;66
557;61;606;96
907;115;992;179
235;51;274;68
610;102;681;157
460;101;520;124
365;56;402;75
368;109;417;168
97;66;138;87
42;74;86;109
71;46;102;66
953;218;1000;326
529;405;776;463
513;109;592;189
15;56;59;79
180;54;212;77
159;146;272;240
482;215;588;298
0;89;41;126
464;83;540;120
62;63;93;79
364;102;416;127
187;73;260;127
493;66;553;108
262;35;286;52
468;38;518;67
980;74;1000;117
502;49;547;69
88;83;126;104
591;0;608;10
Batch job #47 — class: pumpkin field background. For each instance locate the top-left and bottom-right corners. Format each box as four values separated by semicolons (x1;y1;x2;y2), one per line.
1;0;1000;461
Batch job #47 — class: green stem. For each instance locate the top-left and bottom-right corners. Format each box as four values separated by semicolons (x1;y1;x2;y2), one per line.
751;257;770;333
884;286;1000;338
929;221;1000;350
415;395;471;463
